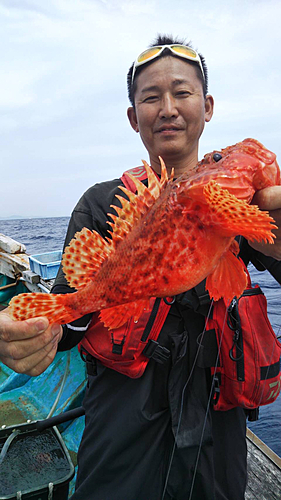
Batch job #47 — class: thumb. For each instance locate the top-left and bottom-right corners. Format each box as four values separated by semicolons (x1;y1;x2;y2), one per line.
252;186;281;211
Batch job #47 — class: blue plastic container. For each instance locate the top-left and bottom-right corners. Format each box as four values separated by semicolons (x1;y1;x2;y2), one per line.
29;251;62;280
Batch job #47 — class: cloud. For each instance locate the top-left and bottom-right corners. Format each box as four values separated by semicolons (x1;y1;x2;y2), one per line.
0;0;280;217
0;0;47;14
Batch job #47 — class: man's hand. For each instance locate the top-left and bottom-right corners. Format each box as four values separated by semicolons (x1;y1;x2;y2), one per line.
0;311;63;376
249;185;281;260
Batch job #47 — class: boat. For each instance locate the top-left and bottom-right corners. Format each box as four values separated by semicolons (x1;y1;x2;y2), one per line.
246;429;281;499
0;233;280;499
0;234;86;498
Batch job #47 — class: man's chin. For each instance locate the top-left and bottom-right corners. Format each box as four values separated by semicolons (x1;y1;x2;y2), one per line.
157;146;184;160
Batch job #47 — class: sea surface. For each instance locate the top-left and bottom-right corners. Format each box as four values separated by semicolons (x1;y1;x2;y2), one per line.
0;217;281;457
0;217;70;255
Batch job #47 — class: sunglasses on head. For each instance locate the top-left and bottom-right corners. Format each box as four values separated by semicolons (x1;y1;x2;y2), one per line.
131;44;205;84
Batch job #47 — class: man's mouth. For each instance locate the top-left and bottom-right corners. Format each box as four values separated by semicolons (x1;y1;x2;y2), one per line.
156;126;183;133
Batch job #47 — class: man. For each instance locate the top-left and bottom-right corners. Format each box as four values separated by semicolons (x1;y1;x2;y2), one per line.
0;35;281;499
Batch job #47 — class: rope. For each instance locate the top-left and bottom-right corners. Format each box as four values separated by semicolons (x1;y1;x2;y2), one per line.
0;278;20;291
47;350;71;419
0;429;21;466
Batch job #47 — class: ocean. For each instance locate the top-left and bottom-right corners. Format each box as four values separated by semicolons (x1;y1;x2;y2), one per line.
0;217;70;255
0;217;280;457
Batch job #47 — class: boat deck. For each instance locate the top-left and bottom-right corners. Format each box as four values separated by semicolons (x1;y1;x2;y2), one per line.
246;429;281;499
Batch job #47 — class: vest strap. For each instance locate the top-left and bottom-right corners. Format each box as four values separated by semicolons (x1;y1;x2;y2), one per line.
80;347;97;376
142;339;171;364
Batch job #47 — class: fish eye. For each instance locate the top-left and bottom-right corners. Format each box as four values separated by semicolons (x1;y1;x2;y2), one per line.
213;153;222;162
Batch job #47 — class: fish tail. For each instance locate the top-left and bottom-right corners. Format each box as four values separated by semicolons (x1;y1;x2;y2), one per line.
8;292;75;325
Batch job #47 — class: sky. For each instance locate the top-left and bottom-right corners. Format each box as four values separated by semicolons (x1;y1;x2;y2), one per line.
0;0;280;218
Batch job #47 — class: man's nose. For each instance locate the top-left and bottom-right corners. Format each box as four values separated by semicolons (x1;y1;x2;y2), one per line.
159;94;179;119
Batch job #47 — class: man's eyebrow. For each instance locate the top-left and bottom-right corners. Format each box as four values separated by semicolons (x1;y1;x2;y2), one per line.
140;79;191;94
140;85;160;94
172;79;190;86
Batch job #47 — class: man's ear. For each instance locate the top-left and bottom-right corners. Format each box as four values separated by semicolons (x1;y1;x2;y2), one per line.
205;95;214;123
127;107;139;132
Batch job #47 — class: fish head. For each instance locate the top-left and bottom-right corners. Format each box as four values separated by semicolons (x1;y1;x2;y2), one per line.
230;138;280;190
182;138;280;203
248;141;280;191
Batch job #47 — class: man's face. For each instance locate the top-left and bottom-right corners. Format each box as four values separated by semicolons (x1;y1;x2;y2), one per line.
128;56;213;171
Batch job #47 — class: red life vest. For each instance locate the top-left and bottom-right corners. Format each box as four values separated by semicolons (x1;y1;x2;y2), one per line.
207;277;281;411
79;297;172;378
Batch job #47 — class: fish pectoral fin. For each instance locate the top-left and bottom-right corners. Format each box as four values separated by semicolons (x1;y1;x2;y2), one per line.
203;181;277;243
99;299;150;330
206;243;247;302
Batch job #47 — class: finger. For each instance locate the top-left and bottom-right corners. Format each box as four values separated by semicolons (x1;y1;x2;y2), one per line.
252;186;281;211
249;239;281;260
268;208;281;230
0;323;62;360
0;312;50;342
28;345;59;376
0;332;61;375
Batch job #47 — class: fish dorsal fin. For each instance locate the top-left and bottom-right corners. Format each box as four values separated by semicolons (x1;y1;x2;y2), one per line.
125;161;159;201
108;160;169;247
121;157;170;195
62;227;113;289
62;161;170;289
159;157;170;189
125;159;169;199
203;180;277;243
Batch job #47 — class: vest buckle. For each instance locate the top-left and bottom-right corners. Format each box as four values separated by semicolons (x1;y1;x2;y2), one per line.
143;340;170;364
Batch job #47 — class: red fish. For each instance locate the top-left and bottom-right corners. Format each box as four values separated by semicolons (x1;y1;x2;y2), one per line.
8;138;280;329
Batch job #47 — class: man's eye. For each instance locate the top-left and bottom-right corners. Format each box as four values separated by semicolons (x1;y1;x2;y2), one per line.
176;91;190;97
143;95;158;102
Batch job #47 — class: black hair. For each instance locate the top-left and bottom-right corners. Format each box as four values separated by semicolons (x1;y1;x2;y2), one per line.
127;34;208;107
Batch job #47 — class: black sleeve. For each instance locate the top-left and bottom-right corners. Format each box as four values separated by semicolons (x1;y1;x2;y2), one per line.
51;177;124;351
239;237;281;285
52;283;93;351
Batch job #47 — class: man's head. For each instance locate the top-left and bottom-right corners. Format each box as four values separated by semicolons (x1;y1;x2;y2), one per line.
127;34;208;108
127;34;214;175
